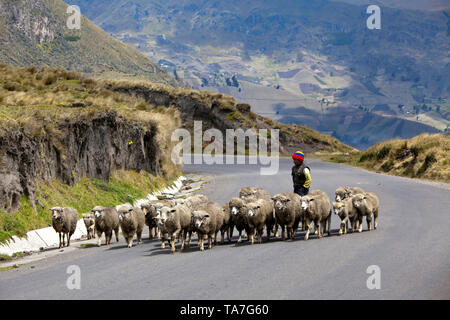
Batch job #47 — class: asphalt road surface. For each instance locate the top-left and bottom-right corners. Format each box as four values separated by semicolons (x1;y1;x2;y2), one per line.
0;157;449;299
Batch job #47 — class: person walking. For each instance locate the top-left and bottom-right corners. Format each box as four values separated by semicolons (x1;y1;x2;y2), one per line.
292;151;311;196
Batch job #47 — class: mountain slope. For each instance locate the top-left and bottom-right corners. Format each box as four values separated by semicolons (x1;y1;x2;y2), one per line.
0;0;179;86
68;0;450;148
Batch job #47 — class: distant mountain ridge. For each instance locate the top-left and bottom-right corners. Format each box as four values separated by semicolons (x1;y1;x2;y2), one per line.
68;0;450;149
0;0;179;86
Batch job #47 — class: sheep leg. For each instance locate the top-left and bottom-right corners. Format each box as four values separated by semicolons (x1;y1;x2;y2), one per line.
258;229;263;244
358;216;363;233
208;234;213;249
97;231;102;247
339;217;348;235
281;225;286;241
160;234;166;249
304;219;314;241
187;231;192;248
137;230;142;245
170;234;176;253
214;232;218;246
366;215;372;231
58;233;62;248
149;227;153;240
67;233;71;247
237;230;242;243
62;233;66;247
317;220;323;239
198;232;204;251
181;231;186;251
228;225;233;243
373;209;379;229
220;230;225;245
274;223;279;238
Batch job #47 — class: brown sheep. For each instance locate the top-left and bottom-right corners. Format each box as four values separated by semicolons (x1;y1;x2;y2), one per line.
158;204;192;253
118;206;146;248
82;213;95;240
91;206;120;247
244;198;275;244
141;199;174;240
335;186;365;202
239;187;271;201
51;207;78;248
272;193;302;240
301;192;332;240
352;192;380;232
333;197;359;235
192;201;227;251
228;197;251;243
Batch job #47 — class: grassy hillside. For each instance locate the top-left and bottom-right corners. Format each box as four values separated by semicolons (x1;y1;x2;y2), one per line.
0;63;182;244
0;0;179;86
321;133;450;182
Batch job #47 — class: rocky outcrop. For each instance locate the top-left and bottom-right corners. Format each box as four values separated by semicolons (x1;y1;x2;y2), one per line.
0;111;163;213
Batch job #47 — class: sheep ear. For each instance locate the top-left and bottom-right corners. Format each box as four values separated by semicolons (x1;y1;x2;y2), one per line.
128;208;133;213
170;209;176;213
286;199;291;202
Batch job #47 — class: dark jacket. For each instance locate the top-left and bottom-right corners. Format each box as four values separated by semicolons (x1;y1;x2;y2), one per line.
292;162;310;189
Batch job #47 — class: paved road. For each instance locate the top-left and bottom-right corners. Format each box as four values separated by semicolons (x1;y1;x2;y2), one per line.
0;157;449;299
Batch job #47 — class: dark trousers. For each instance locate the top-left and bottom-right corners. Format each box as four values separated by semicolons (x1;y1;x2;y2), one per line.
294;186;309;196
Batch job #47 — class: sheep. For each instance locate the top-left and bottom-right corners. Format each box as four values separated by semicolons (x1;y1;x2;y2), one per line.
298;189;328;231
352;192;380;232
91;206;120;247
141;199;174;240
228;197;252;243
180;194;209;210
335;186;365;202
239;187;271;201
51;207;78;248
333;197;359;235
157;204;192;253
118;206;146;248
301;192;332;240
244;198;275;244
191;201;227;251
82;213;95;240
272;193;302;240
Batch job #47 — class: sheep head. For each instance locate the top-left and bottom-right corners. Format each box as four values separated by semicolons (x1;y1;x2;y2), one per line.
192;210;211;230
50;207;64;221
272;195;291;212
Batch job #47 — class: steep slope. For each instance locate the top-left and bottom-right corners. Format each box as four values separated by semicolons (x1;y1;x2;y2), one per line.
0;0;179;86
323;133;450;182
69;0;450;148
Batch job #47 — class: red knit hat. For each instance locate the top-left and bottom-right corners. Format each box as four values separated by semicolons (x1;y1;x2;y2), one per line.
292;151;305;161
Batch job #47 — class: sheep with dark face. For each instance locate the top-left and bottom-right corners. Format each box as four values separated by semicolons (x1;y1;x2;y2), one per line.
91;206;120;247
191;201;226;251
352;192;380;232
301;192;332;240
244;199;275;244
228;197;251;243
335;186;365;202
333;197;359;235
141;199;174;240
118;206;146;248
272;193;302;240
51;207;78;248
82;213;95;240
157;204;192;253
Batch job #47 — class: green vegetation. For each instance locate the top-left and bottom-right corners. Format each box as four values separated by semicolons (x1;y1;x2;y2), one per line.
0;170;175;245
320;134;450;182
